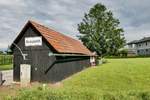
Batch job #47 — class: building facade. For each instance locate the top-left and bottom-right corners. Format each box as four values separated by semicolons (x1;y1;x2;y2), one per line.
127;37;150;56
10;20;93;83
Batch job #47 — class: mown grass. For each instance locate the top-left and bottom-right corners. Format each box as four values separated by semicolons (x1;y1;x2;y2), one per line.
63;58;150;91
6;88;150;100
0;55;13;70
5;58;150;100
0;64;13;70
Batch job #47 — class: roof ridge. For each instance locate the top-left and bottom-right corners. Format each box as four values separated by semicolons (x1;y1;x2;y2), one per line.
29;20;80;43
28;20;92;55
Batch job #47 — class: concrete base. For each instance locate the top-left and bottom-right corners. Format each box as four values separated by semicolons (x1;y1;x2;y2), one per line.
0;70;13;86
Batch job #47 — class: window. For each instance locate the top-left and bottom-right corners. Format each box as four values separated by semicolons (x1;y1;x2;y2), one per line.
139;44;141;47
129;44;133;48
146;42;148;46
146;49;148;52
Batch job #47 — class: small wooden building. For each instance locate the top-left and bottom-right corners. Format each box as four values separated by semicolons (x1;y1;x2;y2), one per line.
10;20;92;83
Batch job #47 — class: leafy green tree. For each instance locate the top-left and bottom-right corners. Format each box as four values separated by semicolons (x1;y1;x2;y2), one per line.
78;3;125;56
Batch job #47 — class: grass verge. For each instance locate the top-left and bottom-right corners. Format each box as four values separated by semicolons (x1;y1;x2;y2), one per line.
0;64;13;71
3;58;150;100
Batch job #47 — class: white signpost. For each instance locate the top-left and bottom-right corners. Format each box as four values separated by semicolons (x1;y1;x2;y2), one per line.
20;64;31;86
25;37;42;46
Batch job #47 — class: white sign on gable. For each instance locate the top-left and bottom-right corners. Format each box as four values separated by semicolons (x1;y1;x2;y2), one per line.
25;37;42;46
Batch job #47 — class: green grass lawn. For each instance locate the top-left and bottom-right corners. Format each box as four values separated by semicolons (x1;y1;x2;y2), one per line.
0;55;13;70
0;64;13;70
63;58;150;91
4;58;150;100
0;55;13;65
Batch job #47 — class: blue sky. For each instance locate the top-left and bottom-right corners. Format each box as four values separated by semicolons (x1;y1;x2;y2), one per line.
0;0;150;50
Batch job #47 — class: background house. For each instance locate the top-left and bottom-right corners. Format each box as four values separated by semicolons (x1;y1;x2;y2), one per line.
11;20;93;83
127;37;150;56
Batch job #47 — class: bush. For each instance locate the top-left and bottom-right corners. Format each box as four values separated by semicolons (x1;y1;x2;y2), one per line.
119;49;128;57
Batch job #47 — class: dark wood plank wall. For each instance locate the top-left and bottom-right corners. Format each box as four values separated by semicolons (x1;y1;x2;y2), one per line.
13;25;91;82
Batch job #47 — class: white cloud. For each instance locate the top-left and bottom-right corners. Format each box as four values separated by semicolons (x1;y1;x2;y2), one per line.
0;43;9;50
0;0;150;49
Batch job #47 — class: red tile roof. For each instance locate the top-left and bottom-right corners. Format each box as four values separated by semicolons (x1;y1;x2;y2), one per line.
29;20;92;55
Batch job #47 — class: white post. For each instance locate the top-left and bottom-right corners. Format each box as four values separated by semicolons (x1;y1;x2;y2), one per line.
20;64;31;86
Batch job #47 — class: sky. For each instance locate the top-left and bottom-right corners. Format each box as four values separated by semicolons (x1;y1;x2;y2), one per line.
0;0;150;50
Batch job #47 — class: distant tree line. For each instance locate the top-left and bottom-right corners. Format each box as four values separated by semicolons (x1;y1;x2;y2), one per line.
0;51;3;55
0;50;12;55
0;46;12;55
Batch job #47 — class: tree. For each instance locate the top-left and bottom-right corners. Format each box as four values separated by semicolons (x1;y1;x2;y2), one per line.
5;45;12;55
0;50;3;55
78;3;126;56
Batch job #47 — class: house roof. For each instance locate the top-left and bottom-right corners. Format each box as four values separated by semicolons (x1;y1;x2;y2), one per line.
127;37;150;45
138;37;150;43
11;20;93;56
127;40;139;45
